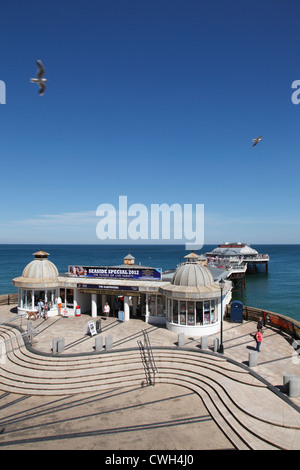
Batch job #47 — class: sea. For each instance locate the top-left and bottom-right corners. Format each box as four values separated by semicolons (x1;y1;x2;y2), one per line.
0;244;299;322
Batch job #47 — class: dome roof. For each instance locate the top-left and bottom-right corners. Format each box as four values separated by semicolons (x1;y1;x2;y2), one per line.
172;262;214;287
22;251;59;279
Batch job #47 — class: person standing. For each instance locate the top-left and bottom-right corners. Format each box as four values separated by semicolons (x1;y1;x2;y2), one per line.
43;302;49;320
256;330;263;352
257;316;264;332
37;299;44;318
103;302;110;321
56;296;62;314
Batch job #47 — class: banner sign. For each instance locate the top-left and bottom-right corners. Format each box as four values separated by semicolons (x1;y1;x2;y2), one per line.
77;283;139;292
69;266;162;281
264;312;295;335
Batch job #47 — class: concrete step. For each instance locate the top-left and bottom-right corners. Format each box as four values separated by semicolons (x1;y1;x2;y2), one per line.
156;371;297;450
1;324;300;449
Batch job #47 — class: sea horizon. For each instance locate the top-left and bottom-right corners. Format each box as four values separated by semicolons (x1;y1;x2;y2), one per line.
0;243;299;322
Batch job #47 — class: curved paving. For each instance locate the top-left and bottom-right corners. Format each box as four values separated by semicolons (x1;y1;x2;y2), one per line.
0;319;300;450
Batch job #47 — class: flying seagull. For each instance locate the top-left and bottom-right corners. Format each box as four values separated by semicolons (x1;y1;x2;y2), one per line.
252;135;262;147
30;60;48;96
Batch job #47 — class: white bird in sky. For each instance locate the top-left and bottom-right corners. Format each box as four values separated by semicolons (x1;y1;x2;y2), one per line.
30;60;48;96
252;135;262;147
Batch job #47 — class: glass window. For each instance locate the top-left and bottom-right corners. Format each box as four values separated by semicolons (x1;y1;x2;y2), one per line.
35;290;45;306
204;312;210;324
187;301;195;325
149;295;156;316
196;301;203;325
22;290;26;307
173;300;178;324
211;300;216;323
66;289;74;306
157;295;166;317
25;291;32;309
168;299;172;322
60;289;66;305
180;301;186;325
203;301;210;324
169;298;219;326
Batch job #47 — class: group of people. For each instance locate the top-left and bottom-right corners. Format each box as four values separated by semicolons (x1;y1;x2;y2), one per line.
36;296;62;320
37;299;49;320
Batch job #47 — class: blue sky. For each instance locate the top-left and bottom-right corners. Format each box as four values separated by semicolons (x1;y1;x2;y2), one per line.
0;0;299;245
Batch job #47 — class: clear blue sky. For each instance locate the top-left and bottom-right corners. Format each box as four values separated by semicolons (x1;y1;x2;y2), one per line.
0;0;299;245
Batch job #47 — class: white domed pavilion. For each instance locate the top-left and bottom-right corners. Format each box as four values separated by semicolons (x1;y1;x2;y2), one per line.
13;251;60;316
160;258;231;336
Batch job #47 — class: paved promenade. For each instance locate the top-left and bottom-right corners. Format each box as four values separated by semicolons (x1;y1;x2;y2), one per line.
0;304;300;451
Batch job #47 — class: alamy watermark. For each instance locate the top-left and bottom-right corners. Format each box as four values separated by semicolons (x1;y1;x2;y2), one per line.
96;196;204;250
0;80;6;104
291;80;300;105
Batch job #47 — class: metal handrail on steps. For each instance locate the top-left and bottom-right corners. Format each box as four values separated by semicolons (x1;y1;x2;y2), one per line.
137;329;158;386
143;329;158;384
0;320;39;356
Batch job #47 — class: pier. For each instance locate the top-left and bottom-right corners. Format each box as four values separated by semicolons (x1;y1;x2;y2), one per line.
226;263;247;293
246;256;269;274
206;242;269;275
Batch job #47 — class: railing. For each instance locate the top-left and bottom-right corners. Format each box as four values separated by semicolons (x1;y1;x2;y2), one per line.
0;318;39;360
0;315;21;327
137;340;152;386
226;304;300;339
0;330;29;357
0;293;18;306
138;329;158;386
143;329;158;376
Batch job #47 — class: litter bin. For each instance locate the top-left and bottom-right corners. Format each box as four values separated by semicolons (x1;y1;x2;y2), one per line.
118;310;124;322
75;305;81;317
230;301;243;323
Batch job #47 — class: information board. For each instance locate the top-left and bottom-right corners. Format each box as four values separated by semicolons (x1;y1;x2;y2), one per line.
87;321;97;337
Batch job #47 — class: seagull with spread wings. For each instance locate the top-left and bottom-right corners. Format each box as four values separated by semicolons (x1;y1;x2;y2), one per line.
252;135;262;147
30;60;48;96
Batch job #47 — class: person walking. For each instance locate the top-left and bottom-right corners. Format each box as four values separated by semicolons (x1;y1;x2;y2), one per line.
256;329;263;352
103;301;110;320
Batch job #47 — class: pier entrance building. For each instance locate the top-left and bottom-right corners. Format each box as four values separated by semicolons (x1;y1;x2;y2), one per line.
13;251;231;337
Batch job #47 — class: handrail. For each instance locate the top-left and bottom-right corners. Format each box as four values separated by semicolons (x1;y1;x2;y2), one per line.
137;340;152;386
0;320;38;355
0;329;31;358
0;315;21;327
143;329;158;374
141;329;158;385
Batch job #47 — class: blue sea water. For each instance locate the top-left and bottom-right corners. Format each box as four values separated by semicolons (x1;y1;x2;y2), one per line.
0;244;299;322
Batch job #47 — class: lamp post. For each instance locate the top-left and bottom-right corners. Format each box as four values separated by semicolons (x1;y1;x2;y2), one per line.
219;278;225;354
